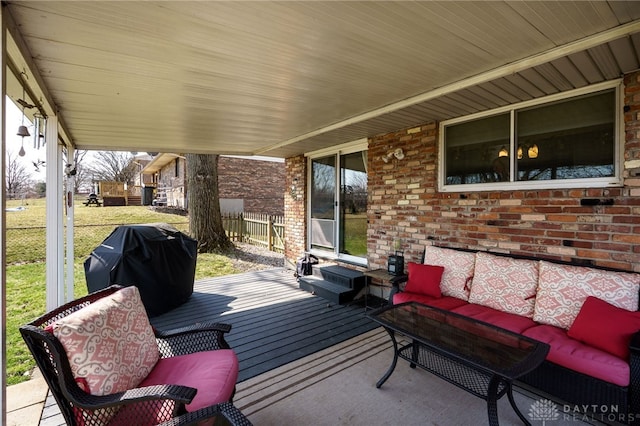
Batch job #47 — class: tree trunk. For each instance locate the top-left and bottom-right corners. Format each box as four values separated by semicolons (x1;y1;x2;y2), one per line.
186;153;233;252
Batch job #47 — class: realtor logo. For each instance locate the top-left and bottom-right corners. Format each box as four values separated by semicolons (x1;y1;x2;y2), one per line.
529;399;560;425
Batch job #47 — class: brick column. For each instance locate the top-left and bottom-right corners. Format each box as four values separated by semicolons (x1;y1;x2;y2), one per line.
367;123;439;270
284;155;307;266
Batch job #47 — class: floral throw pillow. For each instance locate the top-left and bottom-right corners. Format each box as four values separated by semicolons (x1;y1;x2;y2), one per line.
468;252;539;318
51;286;160;396
423;246;476;301
533;261;640;330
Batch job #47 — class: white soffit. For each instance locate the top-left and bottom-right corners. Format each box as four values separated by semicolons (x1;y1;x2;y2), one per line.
4;1;640;158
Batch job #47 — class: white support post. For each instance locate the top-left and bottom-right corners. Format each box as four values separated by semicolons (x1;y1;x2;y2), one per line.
45;116;64;310
65;145;75;302
0;5;8;424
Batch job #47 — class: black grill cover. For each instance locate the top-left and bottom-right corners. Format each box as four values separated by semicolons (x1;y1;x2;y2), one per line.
84;223;198;317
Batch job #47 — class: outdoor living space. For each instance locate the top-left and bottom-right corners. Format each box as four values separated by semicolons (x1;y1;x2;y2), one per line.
4;3;640;426
11;268;600;426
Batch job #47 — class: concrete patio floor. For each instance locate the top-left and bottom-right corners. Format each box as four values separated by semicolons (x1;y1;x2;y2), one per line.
7;328;603;426
7;368;47;426
8;268;605;426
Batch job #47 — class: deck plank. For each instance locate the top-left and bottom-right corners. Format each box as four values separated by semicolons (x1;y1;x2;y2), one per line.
42;268;377;425
150;268;377;382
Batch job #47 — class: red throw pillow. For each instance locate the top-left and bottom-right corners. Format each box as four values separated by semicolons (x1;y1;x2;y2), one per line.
403;263;444;298
568;296;640;359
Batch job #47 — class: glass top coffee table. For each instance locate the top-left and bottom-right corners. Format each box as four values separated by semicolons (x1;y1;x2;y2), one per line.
368;302;550;426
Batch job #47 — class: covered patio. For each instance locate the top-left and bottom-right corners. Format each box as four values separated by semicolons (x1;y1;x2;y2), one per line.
9;269;597;426
2;1;640;425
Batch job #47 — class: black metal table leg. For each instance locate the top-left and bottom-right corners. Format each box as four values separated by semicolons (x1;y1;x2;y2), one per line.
410;338;419;369
487;375;501;426
376;327;399;388
506;382;531;425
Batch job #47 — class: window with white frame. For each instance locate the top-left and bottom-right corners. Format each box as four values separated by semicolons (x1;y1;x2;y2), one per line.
440;81;622;192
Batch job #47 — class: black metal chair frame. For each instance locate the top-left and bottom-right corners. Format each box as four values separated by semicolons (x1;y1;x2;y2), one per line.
20;285;247;426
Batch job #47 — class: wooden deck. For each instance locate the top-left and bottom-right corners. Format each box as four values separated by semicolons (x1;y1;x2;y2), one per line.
39;268;377;425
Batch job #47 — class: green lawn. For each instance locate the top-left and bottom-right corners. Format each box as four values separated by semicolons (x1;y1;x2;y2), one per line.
342;213;367;256
5;197;239;385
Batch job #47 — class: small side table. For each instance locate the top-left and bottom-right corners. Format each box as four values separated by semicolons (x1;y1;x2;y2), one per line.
363;269;407;310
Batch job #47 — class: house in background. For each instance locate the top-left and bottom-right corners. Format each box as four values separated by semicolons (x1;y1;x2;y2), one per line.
138;154;285;215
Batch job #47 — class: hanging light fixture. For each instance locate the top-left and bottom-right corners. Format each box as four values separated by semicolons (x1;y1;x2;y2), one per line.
498;146;509;157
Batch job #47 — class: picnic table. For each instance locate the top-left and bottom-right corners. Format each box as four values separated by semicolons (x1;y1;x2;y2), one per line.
83;194;102;207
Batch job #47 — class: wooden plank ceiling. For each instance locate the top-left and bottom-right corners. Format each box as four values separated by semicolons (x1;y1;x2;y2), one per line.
4;1;640;158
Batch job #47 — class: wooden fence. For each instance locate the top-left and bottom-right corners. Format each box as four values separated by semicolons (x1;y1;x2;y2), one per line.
222;212;285;253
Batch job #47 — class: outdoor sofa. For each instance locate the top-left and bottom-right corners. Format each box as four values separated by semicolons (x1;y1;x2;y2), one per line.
389;245;640;425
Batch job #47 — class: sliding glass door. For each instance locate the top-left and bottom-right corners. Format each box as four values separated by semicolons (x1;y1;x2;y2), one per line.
309;148;368;264
310;156;336;251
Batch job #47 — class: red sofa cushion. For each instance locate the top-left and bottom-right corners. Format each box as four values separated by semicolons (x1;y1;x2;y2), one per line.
450;303;537;334
568;296;640;360
403;262;444;298
523;324;630;387
393;292;468;310
139;349;238;411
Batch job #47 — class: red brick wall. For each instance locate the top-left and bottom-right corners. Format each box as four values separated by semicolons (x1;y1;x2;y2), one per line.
218;157;285;215
284;155;306;265
284;72;640;272
367;73;640;273
624;73;640;186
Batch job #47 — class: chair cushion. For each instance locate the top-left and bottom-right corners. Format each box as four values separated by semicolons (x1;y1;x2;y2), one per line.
139;349;239;411
393;292;468;310
468;252;539;318
533;261;640;330
568;296;640;360
403;262;444;297
523;324;630;387
423;246;476;301
51;286;160;396
451;303;537;334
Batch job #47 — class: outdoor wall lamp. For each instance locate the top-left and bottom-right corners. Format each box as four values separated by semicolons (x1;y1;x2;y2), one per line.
382;148;405;163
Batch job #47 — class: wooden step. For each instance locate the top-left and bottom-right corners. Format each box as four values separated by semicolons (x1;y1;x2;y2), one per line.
298;265;365;305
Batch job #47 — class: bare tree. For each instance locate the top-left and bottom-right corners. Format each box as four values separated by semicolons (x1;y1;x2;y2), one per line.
85;151;137;184
6;150;32;199
186;153;233;252
69;150;92;193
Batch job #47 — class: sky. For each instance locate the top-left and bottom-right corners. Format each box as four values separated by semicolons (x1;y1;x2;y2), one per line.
5;97;47;182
